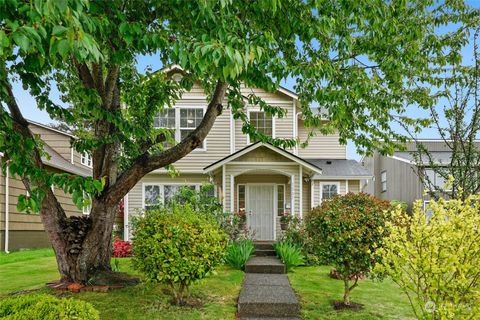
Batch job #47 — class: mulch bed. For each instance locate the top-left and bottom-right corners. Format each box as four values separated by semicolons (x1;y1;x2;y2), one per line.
332;300;364;311
46;271;140;293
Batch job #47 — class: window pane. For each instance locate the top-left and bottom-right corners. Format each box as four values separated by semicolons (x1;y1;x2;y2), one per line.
322;184;338;200
238;185;245;213
144;185;161;209
155;109;175;128
164;185;196;203
277;185;284;216
180;108;203;128
250;111;273;139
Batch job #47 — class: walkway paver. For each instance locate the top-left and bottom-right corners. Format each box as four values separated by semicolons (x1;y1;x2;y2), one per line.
238;243;300;320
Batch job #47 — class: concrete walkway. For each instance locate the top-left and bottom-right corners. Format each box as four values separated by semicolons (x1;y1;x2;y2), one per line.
237;243;300;319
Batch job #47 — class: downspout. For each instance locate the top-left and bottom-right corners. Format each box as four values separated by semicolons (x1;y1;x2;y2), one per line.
4;160;9;253
295;111;302;155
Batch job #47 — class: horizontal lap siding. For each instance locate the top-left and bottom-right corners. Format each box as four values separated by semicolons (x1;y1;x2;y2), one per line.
155;82;231;173
30;125;73;162
235;87;294;152
297;120;345;159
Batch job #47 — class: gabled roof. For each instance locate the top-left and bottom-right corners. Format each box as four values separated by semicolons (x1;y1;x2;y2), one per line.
160;65;298;100
307;159;372;180
203;142;322;174
27;119;76;139
42;144;91;177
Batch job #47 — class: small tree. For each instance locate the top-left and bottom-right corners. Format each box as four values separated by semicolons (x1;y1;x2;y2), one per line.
132;204;228;305
305;193;392;307
375;196;480;319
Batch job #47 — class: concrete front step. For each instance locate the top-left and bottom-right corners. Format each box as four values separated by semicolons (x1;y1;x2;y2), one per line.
245;256;285;274
254;241;275;251
255;249;276;257
238;273;300;318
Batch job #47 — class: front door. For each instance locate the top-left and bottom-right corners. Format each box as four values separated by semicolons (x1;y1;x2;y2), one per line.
246;184;275;241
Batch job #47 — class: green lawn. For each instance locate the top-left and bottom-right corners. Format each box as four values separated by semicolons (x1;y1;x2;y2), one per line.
0;249;243;319
1;249;415;319
289;266;415;319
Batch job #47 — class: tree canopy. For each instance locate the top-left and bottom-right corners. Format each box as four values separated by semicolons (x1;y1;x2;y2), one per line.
0;0;477;282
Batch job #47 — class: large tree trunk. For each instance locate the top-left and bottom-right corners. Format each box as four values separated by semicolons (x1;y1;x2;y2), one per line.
42;199;118;283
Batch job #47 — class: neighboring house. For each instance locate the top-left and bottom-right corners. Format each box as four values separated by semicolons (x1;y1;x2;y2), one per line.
362;140;462;211
0;120;91;252
124;66;372;241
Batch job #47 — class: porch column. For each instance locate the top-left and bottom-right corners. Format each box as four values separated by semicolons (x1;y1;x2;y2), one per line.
222;165;226;209
299;166;303;218
345;179;349;194
310;180;314;209
230;174;234;212
290;174;295;216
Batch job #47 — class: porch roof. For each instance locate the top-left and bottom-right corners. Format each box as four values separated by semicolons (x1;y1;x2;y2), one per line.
203;142;322;174
307;159;372;180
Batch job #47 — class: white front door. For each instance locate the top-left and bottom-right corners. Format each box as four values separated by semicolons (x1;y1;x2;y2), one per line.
246;184;275;241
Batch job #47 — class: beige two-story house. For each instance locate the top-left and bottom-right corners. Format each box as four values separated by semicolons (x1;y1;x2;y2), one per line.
0;121;92;251
124;66;372;241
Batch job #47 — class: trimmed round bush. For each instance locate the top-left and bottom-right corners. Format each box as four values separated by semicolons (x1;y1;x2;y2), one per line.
305;192;392;306
132;204;228;304
0;294;99;319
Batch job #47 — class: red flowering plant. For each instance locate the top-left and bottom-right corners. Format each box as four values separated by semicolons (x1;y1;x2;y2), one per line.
112;237;133;258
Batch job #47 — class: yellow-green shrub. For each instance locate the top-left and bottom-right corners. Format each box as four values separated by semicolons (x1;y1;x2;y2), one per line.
132;204;228;305
0;294;99;319
375;196;480;319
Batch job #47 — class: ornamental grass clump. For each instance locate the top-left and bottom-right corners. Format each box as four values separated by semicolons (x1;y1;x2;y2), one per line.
375;195;480;319
225;239;255;270
305;193;392;308
273;241;305;272
132;204;228;305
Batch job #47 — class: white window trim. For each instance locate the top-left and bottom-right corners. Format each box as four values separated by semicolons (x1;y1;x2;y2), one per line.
237;184;246;213
424;168;452;192
277;183;286;216
380;170;387;193
319;181;340;203
142;183;202;209
246;109;276;145
154;106;207;152
80;151;93;168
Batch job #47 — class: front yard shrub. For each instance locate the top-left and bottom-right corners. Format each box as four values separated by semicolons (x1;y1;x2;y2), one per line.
0;294;99;319
225;239;255;270
305;193;392;307
112;237;133;257
132;204;228;305
375;196;480;319
273;241;305;273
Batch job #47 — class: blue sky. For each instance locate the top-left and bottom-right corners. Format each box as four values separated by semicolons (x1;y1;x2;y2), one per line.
12;4;479;160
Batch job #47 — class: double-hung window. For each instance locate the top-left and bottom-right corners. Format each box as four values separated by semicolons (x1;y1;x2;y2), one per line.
143;184;199;210
320;182;339;201
154;107;206;150
249;111;273;142
424;169;448;191
81;152;92;167
381;171;387;192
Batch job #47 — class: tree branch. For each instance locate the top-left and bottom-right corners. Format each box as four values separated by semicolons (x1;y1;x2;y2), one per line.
105;80;228;205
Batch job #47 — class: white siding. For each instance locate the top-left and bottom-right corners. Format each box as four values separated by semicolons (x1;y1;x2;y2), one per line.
297;120;346;159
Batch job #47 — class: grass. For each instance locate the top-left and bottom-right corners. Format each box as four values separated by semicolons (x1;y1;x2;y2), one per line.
289;266;415;319
0;248;58;294
0;248;243;319
1;249;416;319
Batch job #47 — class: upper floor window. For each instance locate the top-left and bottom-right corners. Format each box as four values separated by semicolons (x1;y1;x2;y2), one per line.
424;169;449;191
249;111;273;142
154;107;206;150
81;152;92;167
321;182;339;201
381;170;387;192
